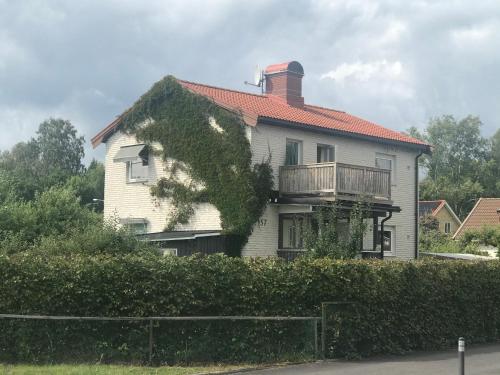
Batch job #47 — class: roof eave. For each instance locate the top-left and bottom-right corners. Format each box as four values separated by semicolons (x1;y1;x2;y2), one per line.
257;116;432;153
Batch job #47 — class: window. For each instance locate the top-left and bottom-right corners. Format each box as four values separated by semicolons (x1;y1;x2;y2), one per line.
121;218;148;234
317;144;335;163
125;222;147;234
280;215;304;249
285;139;302;166
375;153;396;185
127;157;149;182
444;222;451;234
378;226;395;254
162;248;178;256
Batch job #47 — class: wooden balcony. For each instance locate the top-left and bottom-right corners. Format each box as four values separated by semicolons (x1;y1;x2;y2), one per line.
279;162;391;202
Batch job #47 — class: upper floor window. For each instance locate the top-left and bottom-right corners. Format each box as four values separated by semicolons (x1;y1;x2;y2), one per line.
113;144;149;183
317;144;335;163
375;153;396;185
127;159;149;183
285;139;302;166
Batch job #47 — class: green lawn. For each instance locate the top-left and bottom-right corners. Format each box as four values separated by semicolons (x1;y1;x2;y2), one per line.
0;364;248;375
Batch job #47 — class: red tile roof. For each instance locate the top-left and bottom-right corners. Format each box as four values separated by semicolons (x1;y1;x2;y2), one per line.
453;198;500;238
92;78;430;149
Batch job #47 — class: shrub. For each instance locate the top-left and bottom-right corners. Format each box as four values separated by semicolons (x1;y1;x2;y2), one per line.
1;255;500;363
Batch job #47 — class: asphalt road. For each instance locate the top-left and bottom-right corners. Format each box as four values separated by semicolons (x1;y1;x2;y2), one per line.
234;344;500;375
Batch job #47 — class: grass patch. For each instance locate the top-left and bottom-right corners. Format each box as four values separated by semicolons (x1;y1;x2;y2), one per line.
0;364;248;375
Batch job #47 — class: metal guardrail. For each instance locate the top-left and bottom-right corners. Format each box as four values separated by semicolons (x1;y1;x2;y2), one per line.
0;313;321;363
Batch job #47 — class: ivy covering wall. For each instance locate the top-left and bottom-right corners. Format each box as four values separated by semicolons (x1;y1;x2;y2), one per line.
120;76;273;256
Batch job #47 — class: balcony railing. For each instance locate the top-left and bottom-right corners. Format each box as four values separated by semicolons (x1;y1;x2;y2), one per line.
279;162;391;201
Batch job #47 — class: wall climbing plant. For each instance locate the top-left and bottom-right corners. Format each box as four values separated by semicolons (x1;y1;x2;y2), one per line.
120;76;273;256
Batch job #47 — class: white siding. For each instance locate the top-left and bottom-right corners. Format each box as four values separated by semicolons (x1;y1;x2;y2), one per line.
103;122;419;260
249;123;418;260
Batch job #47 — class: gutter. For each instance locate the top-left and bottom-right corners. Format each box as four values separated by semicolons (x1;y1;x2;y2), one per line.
415;151;424;259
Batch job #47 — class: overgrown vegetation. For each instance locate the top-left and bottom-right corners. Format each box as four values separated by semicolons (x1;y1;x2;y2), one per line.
120;76;273;256
419;215;499;256
418;215;485;255
0;119;151;257
2;255;500;363
304;202;368;259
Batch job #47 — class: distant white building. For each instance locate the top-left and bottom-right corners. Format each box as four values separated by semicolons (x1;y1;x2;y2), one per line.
92;61;430;260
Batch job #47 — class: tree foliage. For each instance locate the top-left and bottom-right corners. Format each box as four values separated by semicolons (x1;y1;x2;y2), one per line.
409;115;499;219
304;203;369;259
0;118;89;202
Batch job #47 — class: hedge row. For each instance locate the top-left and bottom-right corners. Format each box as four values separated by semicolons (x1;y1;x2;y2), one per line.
1;253;500;363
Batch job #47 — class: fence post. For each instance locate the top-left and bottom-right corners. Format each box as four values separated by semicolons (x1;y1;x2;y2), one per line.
321;303;326;359
313;319;318;359
458;337;465;375
148;319;154;364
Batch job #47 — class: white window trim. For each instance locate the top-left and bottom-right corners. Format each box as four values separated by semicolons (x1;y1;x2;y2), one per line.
126;159;149;183
285;138;303;166
316;143;336;163
444;222;451;234
375;153;396;186
381;225;396;256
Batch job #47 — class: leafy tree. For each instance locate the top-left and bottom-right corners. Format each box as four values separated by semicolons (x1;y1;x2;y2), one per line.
410;115;498;219
65;160;105;210
0;118;85;201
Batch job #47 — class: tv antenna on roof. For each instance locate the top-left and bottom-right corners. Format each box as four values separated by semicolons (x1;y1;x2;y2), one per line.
244;65;265;94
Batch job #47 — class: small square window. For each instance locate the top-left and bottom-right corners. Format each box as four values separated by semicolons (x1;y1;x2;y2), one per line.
127;158;149;182
317;144;335;163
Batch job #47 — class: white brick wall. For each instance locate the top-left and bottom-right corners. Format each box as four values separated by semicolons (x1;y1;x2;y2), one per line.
104;131;221;233
104;122;419;260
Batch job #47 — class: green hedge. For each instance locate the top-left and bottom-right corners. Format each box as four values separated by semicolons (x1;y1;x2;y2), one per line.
1;253;500;363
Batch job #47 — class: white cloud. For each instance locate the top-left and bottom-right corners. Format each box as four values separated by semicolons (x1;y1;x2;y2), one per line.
320;60;403;84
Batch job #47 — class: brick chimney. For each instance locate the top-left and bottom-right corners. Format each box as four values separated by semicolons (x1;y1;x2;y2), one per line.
264;61;304;107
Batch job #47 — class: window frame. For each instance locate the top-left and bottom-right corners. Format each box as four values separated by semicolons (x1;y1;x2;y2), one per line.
279;214;306;250
444;222;451;234
317;144;335;163
123;221;148;234
378;225;396;255
375;153;396;186
285;139;303;166
126;156;149;183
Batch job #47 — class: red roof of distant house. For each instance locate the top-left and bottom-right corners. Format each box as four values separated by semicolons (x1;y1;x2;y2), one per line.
91;78;430;149
453;198;500;238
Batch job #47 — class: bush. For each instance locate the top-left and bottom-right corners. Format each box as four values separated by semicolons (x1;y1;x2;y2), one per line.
1;255;500;363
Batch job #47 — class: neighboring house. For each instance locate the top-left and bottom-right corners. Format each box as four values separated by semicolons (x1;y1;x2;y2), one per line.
453;198;500;239
92;61;430;260
419;200;461;235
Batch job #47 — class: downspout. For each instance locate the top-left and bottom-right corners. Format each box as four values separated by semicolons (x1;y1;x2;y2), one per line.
415;151;424;259
380;212;392;259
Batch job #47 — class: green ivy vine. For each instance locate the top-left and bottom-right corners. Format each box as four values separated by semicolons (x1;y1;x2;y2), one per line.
120;76;273;256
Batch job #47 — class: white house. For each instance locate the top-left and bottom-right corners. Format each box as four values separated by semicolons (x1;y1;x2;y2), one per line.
92;61;430;260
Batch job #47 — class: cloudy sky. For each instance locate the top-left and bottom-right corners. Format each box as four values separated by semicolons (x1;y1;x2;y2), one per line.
1;0;499;163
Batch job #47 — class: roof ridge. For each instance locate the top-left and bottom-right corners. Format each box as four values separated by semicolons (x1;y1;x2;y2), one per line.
304;103;345;114
177;78;267;99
